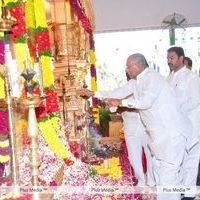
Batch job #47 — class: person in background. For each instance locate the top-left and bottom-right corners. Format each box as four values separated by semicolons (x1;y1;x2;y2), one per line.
184;57;193;70
167;47;200;200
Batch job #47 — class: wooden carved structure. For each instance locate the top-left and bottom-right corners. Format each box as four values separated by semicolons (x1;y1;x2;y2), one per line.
44;0;95;140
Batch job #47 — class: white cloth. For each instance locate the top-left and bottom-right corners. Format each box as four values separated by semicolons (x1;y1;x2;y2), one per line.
95;79;135;100
167;67;200;141
122;68;190;163
94;83;155;186
167;66;200;194
120;68;189;200
122;111;155;186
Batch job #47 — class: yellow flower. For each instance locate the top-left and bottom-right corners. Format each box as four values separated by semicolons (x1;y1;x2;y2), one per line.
25;0;36;29
0;76;5;99
14;43;32;72
34;0;48;28
16;119;27;133
0;1;2;17
40;55;54;87
93;157;122;179
4;0;18;5
38;119;73;160
0;139;9;148
50;116;66;138
0;155;10;163
91;77;97;91
89;50;96;65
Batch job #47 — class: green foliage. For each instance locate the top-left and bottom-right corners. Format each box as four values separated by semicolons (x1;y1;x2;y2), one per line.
99;107;111;124
88;166;97;178
99;107;111;135
15;35;28;43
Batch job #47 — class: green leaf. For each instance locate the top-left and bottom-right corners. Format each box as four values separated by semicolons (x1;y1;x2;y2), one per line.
15;35;28;43
44;85;56;90
0;107;7;111
39;50;52;57
35;27;48;33
5;1;20;9
88;167;97;177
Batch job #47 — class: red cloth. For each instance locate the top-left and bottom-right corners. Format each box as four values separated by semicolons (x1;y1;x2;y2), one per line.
142;147;147;173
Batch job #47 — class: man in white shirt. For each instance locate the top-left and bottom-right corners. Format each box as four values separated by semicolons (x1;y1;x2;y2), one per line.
106;53;193;200
167;47;200;200
82;76;155;187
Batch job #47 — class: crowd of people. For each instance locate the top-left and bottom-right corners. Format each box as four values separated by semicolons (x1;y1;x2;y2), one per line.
81;47;200;200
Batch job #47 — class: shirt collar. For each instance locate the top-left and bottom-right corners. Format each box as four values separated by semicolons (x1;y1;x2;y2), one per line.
137;68;150;80
173;66;187;76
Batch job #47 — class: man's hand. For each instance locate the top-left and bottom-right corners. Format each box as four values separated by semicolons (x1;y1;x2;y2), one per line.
79;88;94;98
106;98;122;107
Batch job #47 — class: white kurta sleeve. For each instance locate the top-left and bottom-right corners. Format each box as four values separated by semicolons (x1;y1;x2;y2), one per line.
94;79;135;100
122;75;163;109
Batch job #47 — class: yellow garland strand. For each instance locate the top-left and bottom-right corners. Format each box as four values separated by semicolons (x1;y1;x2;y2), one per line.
13;43;31;72
4;0;18;4
0;76;6;99
50;116;65;138
25;0;35;29
0;1;2;17
32;0;74;161
38;120;73;159
0;139;9;148
0;155;10;163
91;77;97;92
34;0;47;28
89;50;96;65
40;55;54;87
16;119;27;133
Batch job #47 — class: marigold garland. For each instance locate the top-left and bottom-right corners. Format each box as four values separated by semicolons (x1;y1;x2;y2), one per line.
0;77;5;99
0;39;6;99
5;0;32;72
34;0;48;28
0;35;10;164
13;43;31;72
40;55;54;87
89;50;96;65
0;139;9;148
24;0;74;162
25;0;36;59
24;0;35;30
38;120;73;160
0;154;10;163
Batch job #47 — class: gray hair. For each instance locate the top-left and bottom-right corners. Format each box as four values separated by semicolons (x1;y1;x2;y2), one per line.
129;53;149;68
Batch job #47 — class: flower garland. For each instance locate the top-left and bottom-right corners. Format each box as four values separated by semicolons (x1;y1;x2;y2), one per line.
69;0;99;124
0;107;10;163
89;33;99;124
0;29;11;164
0;38;6;99
5;0;31;72
24;0;74;164
93;157;122;179
24;0;36;60
70;0;92;34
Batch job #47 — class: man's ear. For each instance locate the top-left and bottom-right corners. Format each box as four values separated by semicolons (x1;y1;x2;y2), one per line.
180;55;185;63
